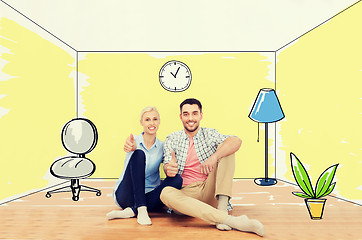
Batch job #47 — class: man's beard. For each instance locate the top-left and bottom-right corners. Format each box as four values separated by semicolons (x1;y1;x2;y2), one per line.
184;122;199;132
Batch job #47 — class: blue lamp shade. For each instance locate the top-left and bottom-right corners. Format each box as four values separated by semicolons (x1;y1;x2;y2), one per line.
249;88;285;123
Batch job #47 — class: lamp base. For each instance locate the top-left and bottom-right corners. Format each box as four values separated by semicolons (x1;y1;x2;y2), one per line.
254;178;277;186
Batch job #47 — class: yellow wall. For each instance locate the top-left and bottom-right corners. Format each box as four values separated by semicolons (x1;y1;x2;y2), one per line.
277;3;362;203
78;52;275;179
0;17;76;201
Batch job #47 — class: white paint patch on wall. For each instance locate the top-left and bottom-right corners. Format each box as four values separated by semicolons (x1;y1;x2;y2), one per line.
260;52;276;83
0;44;12;119
76;52;90;118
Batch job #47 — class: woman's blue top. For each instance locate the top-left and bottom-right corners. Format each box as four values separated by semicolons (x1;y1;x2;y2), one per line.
113;133;163;197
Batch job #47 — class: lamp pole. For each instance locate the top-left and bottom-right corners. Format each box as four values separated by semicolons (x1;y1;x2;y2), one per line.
265;122;269;181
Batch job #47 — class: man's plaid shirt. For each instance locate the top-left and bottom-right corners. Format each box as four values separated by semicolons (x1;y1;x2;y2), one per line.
163;127;229;174
163;127;233;211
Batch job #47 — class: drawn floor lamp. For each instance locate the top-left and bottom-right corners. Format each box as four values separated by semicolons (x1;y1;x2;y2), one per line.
249;88;285;186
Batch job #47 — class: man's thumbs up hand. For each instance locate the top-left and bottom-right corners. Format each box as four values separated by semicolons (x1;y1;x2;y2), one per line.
170;150;177;163
164;150;178;177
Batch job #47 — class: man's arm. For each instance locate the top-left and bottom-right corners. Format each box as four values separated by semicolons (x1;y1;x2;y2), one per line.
200;136;242;175
212;136;242;159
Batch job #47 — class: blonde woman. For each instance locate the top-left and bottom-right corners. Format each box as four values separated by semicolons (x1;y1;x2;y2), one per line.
107;106;182;225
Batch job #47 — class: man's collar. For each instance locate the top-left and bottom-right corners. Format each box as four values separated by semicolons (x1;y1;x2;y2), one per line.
182;128;202;140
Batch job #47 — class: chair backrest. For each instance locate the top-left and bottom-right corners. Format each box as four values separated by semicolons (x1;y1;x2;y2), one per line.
61;118;98;155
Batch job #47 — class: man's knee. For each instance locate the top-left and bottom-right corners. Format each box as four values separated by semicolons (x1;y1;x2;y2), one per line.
160;186;174;203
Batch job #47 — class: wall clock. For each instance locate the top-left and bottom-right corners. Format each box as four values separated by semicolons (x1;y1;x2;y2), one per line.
159;60;192;92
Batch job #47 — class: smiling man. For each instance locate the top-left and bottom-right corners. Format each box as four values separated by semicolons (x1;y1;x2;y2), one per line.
161;98;264;236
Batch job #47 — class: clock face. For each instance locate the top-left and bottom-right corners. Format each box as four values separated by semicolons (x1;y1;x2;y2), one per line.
159;60;192;92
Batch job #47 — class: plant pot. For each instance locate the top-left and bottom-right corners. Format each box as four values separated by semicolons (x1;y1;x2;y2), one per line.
304;198;326;220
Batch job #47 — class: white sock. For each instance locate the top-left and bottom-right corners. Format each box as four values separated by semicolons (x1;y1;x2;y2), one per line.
224;215;264;237
217;195;229;211
216;195;232;231
106;207;135;220
137;206;152;225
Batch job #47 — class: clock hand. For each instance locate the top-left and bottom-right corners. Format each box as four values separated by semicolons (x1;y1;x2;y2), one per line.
174;67;180;77
170;67;180;78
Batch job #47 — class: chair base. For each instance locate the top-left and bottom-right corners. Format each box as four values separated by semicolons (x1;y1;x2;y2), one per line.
46;179;101;201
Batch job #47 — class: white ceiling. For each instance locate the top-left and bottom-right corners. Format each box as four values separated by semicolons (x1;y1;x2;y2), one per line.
1;0;360;52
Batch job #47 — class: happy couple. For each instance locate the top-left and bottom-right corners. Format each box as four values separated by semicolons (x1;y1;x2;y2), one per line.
106;98;264;237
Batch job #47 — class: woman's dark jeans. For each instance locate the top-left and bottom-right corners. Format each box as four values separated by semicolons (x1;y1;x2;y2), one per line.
114;149;182;215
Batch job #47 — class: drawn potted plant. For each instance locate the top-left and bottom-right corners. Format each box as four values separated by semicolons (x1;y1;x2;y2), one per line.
290;152;338;220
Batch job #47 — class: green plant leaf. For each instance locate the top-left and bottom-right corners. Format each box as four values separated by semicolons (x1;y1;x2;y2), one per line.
290;152;314;198
318;182;336;198
315;164;339;198
292;192;313;198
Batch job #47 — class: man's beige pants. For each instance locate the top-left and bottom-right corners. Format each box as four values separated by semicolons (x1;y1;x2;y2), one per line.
160;153;235;225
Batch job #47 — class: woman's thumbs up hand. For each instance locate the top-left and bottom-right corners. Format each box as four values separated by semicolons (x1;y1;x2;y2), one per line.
124;134;137;153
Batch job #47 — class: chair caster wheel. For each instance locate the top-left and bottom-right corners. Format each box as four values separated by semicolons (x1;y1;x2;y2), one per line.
96;191;101;196
72;196;79;201
46;193;51;198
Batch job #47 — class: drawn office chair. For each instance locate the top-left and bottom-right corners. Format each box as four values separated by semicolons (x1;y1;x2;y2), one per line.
46;118;101;201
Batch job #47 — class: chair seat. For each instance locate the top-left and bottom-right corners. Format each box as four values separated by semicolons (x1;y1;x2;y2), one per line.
50;156;95;179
